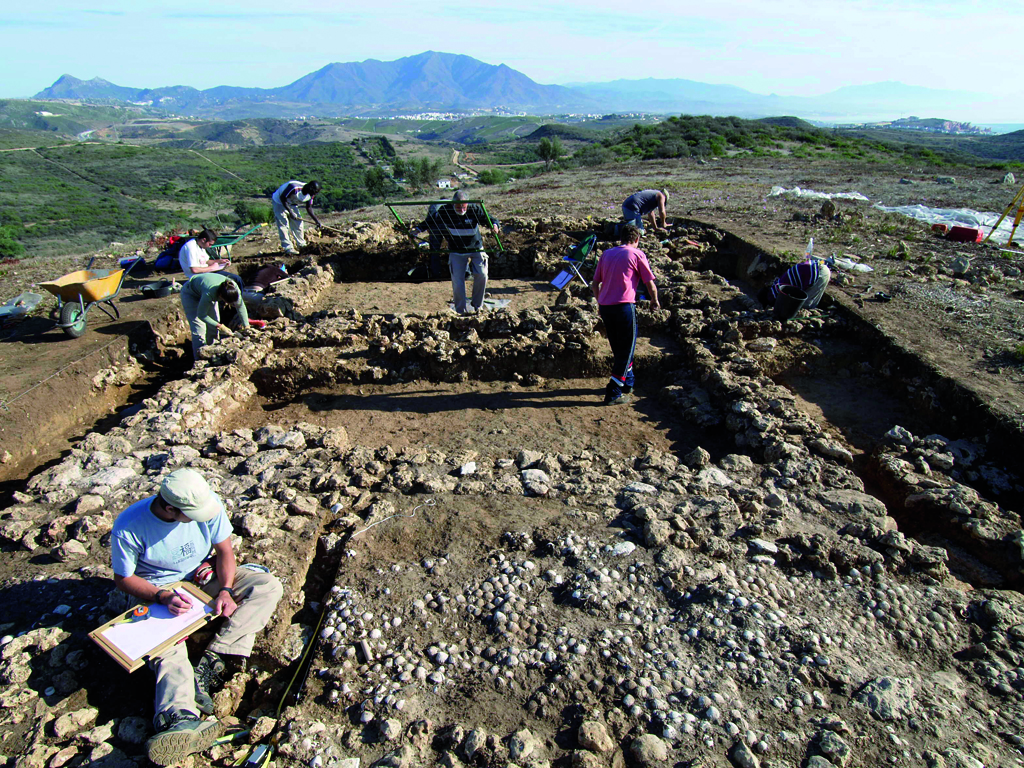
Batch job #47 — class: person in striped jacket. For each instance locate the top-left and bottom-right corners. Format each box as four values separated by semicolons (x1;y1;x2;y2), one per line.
758;257;832;309
419;190;500;314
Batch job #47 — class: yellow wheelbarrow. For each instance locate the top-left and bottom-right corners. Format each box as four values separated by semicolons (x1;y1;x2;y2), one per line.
39;258;140;338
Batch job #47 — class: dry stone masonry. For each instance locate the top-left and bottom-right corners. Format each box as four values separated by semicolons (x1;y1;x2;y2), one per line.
1;216;1022;768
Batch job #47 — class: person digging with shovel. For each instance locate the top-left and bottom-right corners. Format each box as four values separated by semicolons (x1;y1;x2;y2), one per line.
270;180;323;255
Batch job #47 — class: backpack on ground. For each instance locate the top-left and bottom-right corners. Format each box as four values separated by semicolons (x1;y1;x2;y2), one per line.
154;236;188;272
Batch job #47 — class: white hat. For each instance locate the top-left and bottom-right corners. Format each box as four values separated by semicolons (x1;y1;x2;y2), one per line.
159;469;223;523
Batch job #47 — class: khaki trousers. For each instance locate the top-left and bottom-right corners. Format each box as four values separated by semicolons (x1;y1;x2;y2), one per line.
272;200;305;254
111;566;283;726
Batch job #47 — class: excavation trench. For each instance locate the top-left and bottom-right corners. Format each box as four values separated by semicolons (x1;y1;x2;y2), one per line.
668;223;1023;586
5;219;1024;766
0;305;191;496
206;230;1023;760
231;220;1024;603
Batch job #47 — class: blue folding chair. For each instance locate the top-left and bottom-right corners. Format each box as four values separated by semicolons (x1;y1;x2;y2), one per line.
550;234;598;290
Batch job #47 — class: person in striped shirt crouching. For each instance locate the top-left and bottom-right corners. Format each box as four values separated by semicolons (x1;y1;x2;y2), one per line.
757;257;832;310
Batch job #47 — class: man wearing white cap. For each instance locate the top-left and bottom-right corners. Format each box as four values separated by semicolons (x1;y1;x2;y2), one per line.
109;469;283;766
621;188;669;235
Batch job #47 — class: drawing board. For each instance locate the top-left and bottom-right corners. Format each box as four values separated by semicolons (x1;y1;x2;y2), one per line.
90;581;215;672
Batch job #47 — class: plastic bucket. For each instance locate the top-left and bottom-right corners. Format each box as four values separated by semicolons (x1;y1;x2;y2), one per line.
773;285;807;321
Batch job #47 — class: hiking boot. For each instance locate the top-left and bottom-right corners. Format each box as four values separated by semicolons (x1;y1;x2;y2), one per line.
193;651;226;715
146;711;223;766
193;685;214;716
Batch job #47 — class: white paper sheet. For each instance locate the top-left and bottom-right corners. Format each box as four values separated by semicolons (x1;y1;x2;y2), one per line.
101;600;214;661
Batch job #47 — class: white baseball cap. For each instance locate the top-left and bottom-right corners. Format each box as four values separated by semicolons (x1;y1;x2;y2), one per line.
159;469;223;523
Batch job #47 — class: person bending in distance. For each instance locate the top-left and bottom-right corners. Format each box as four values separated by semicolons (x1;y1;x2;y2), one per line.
621;189;669;235
271;180;323;255
179;273;249;362
756;257;832;310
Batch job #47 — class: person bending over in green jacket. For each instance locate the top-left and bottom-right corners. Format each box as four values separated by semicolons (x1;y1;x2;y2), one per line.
180;273;249;361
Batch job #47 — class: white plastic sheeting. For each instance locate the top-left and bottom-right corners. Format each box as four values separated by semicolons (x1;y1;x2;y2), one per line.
767;183;1020;245
872;203;1020;245
768;186;870;202
832;258;873;273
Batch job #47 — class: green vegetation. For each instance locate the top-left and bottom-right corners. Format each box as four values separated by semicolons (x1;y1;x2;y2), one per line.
568;114;979;167
526;123;603;143
536;137;563;169
391;156;445;189
0;142;372;256
478;169;510;185
233;200;274;225
0;225;25;258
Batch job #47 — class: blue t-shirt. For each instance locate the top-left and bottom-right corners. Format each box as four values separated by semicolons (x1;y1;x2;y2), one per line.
110;495;232;587
623;190;662;216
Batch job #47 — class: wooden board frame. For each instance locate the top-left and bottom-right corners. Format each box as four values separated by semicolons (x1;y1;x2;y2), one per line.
89;581;215;673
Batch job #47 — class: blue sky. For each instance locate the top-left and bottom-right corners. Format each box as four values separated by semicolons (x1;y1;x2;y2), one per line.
3;0;1022;116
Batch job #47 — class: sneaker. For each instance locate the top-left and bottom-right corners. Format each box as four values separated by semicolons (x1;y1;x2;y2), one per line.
193;651;226;715
146;711;223;766
605;393;632;406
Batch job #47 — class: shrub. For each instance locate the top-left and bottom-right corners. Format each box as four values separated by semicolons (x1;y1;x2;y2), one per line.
234;201;274;225
0;225;25;259
478;169;509;185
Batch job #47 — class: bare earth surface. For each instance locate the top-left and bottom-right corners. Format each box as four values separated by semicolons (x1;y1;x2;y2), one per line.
1;156;1023;768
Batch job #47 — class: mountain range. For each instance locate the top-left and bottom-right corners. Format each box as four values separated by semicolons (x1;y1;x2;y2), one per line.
33;50;995;123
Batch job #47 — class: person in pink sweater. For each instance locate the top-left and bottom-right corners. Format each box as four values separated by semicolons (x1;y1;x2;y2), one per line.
590;225;660;405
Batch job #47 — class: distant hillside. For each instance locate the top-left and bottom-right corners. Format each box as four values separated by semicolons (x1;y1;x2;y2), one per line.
0;141;374;257
569;114;987;170
32;53;992;122
758;116;817;131
35;52;596;116
840;127;1024;163
178;119;326;147
0;99;154;137
523;124;602;143
968;129;1024;161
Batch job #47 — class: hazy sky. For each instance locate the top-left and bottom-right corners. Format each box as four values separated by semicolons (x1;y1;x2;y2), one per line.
3;0;1021;104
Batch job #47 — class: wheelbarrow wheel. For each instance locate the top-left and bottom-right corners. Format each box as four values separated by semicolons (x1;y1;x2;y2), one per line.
59;302;87;338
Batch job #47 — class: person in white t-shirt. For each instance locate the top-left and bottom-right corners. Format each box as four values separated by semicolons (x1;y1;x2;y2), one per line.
178;229;243;288
270;180;322;254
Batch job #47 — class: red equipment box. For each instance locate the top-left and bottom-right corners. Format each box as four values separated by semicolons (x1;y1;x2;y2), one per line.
946;226;983;243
